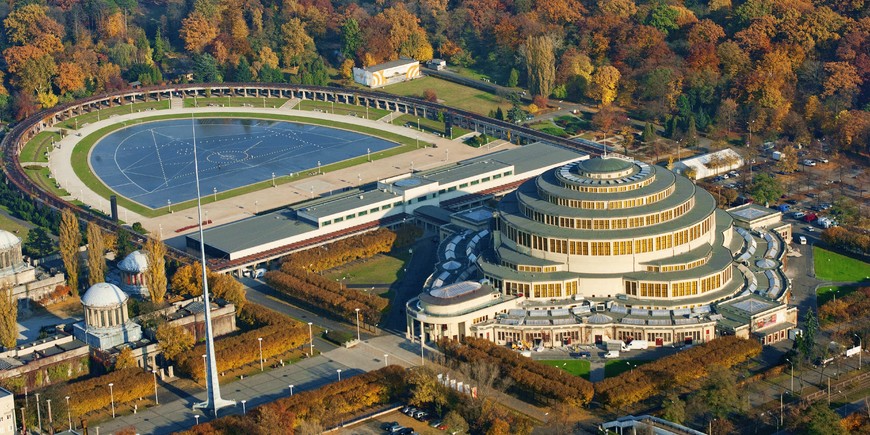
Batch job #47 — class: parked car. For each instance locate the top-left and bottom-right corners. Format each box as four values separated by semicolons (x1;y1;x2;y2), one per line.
403;407;418;416
430;419;448;430
382;422;401;431
803;159;817;166
819;158;829;163
414;410;430;421
397;428;416;435
792;211;807;219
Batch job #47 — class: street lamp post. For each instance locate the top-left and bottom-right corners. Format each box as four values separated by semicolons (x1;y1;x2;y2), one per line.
337;369;342;381
317;160;321;174
289;385;294;396
384;354;389;367
202;354;207;384
308;322;314;356
258;337;264;371
856;334;863;369
35;392;41;433
367;148;371;162
780;391;789;427
272;172;276;187
194;415;200;425
786;358;794;393
65;395;72;431
108;383;115;418
241;400;247;414
168;199;172;213
152;370;159;405
213;187;217;201
355;308;361;342
47;399;52;428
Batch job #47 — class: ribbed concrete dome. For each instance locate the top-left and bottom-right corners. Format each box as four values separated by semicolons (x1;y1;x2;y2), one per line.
0;230;21;250
81;283;128;308
578;157;633;174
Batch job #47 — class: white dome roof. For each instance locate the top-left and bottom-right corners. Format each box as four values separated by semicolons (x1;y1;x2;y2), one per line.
118;250;149;273
0;230;21;250
81;283;128;308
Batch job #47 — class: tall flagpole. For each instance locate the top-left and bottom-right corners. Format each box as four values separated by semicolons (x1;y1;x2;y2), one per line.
191;114;235;416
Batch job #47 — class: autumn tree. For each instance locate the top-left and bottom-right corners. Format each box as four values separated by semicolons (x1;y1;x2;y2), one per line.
280;18;315;67
443;410;469;434
171;262;246;309
588;65;620;106
86;222;106;286
776;146;799;174
0;286;17;348
144;237;167;303
156;323;195;362
180;12;218;53
522;34;557;98
407;367;449;413
55;62;87;95
592;105;628;140
114;347;136;370
749;173;784;206
59;209;81;296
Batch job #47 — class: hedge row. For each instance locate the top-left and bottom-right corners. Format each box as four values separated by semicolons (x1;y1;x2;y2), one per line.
175;305;308;382
265;266;387;324
177;365;409;434
284;227;400;272
62;368;154;417
439;337;594;406
594;336;761;408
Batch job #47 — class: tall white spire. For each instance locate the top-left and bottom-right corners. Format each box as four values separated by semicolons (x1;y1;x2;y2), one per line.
190;114;236;417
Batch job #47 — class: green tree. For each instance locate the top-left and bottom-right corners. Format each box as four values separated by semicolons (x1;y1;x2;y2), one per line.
153;27;169;64
0;286;17;348
661;393;686;424
643;122;656;143
797;310;818;362
115;228;133;259
507;68;519;87
340;18;362;60
749;173;784;206
694;366;744;418
495;107;504;120
646;2;679;35
234;57;253;82
830;197;858;225
24;227;53;258
798;402;846;435
192;53;222;83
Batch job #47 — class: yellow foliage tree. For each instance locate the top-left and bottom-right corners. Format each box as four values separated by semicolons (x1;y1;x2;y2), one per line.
36;92;58;109
340;59;354;80
180;12;219;53
59;209;81;296
86;222;106;286
588;65;621;106
156;323;195;361
144;237;167;303
55;62;87;95
114;347;136;370
0;286;17;348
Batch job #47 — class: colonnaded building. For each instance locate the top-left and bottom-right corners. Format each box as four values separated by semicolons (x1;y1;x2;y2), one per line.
406;155;796;348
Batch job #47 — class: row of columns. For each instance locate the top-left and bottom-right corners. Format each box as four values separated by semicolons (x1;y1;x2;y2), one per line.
84;303;129;329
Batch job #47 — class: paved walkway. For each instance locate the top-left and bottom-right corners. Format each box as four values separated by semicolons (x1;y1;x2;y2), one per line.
93;334;426;435
47;104;515;242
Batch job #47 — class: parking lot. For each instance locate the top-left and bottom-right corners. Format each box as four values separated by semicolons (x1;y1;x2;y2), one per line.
339;409;449;435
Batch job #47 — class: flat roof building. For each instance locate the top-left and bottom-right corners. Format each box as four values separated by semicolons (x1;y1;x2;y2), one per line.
188;142;585;261
353;58;421;88
0;388;15;435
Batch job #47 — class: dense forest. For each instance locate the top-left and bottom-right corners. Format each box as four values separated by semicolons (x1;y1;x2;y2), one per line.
0;0;867;151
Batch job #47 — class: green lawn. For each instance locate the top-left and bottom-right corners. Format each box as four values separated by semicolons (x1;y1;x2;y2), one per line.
183;96;288;109
382;76;511;116
296;100;390;119
0;208;33;241
55;101;171;130
604;359;653;378
19;131;62;163
816;285;860;306
31;112;425;217
390;114;471;139
23;166;71;198
813;247;870;282
324;252;411;285
539;359;591;379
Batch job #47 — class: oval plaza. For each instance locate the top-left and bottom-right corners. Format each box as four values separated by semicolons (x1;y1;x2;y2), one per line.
406;155;796;348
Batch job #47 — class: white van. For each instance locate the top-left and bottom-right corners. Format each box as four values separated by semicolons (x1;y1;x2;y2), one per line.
604;350;620;359
798;236;807;245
